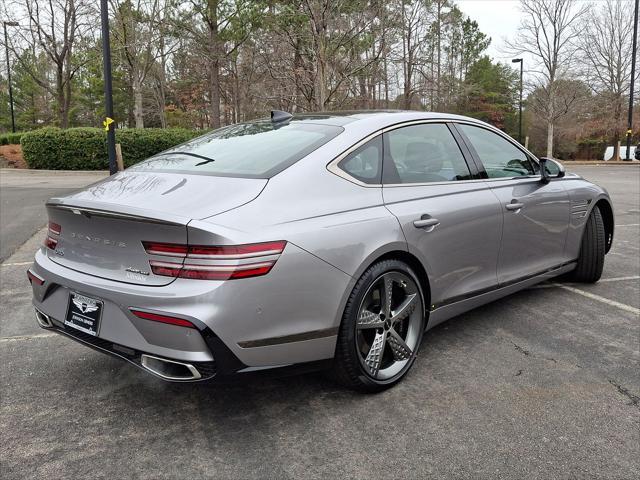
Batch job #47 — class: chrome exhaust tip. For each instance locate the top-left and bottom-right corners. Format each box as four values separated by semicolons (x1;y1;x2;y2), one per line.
140;354;202;381
35;309;53;328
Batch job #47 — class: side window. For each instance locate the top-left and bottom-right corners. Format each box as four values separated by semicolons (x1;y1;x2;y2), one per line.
458;124;534;178
383;123;472;184
338;135;382;184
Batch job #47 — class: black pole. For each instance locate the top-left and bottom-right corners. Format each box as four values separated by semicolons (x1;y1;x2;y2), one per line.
4;22;17;133
512;58;523;144
100;0;117;174
626;0;639;161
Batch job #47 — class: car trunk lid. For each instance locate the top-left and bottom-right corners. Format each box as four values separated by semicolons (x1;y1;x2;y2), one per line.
45;171;267;286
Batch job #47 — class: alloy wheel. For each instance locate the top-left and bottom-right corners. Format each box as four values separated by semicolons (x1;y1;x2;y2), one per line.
355;271;423;380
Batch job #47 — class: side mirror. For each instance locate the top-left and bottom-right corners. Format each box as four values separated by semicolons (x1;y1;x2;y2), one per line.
539;157;565;183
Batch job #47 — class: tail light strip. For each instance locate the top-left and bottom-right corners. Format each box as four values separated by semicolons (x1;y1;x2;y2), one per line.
149;260;276;280
44;221;61;250
142;241;286;260
143;241;287;280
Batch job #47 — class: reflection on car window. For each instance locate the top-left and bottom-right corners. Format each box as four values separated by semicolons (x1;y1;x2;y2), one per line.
338;136;382;184
130;121;343;178
383;123;472;184
458;124;534;178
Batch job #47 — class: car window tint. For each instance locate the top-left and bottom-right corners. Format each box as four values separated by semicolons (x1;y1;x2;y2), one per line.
383;123;472;184
130;121;343;179
458;124;534;178
338;135;382;184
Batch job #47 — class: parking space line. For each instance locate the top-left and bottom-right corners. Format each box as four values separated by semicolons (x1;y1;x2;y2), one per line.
530;276;639;290
553;284;640;315
0;332;57;342
1;261;33;267
597;276;640;282
615;224;640;227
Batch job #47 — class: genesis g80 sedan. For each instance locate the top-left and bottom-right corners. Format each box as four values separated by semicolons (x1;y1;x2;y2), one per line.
28;110;613;391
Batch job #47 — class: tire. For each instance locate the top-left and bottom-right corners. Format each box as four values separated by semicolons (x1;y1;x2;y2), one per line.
331;259;426;392
569;206;605;283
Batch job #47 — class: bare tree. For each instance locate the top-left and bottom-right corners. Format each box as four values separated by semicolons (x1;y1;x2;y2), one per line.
17;0;87;128
579;0;635;160
506;0;588;156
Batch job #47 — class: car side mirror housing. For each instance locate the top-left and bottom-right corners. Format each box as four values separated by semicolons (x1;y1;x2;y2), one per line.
539;157;565;183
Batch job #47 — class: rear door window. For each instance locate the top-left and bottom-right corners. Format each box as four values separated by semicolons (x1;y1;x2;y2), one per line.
383;123;473;184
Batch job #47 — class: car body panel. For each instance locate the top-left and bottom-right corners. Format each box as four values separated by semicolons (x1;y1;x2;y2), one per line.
48;170;268;220
383;181;502;307
484;177;571;285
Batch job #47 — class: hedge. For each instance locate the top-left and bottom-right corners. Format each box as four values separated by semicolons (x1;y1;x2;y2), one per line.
20;127;208;170
0;132;24;145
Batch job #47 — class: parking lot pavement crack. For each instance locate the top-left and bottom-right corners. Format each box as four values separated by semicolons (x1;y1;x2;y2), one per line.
608;380;640;410
0;333;57;342
510;341;530;356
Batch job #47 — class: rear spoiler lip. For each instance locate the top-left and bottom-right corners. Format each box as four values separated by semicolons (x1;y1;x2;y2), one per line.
46;201;189;227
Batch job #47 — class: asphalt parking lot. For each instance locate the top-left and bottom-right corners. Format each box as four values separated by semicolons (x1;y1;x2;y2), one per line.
1;166;638;479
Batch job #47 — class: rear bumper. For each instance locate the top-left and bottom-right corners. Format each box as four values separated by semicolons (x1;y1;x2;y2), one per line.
34;307;218;381
29;242;352;378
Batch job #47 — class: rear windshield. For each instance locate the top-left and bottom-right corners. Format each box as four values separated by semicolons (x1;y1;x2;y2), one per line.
130;121;344;178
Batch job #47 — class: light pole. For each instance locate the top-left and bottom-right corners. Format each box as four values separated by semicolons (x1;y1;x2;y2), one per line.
512;58;523;144
100;0;117;175
3;21;19;133
626;0;639;161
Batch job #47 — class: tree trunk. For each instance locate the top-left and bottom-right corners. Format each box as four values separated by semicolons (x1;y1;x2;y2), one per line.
546;120;554;157
133;76;144;128
207;0;221;128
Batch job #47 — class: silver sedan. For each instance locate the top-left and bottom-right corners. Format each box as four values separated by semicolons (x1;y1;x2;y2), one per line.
28;111;613;391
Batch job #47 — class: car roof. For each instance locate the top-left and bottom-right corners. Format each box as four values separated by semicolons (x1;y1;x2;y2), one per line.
285;110;486;128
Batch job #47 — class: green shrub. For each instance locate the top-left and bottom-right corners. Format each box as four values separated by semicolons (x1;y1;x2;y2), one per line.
21;127;208;170
0;131;24;145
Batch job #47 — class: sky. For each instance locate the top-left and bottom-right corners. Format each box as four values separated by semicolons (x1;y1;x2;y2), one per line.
456;0;525;62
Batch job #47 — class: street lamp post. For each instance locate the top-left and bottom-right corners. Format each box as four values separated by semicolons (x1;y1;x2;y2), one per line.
3;21;19;133
100;0;117;175
512;58;523;145
625;0;639;161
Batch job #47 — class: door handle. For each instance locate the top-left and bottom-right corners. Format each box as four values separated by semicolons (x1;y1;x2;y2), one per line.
413;218;440;229
505;202;524;211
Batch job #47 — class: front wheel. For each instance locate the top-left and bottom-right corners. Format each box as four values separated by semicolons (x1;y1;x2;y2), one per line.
331;259;426;392
569;206;605;283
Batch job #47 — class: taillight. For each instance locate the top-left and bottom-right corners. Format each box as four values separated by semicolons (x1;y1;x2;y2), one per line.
44;236;58;250
27;269;45;286
48;222;61;236
142;241;286;280
130;309;196;328
44;221;61;249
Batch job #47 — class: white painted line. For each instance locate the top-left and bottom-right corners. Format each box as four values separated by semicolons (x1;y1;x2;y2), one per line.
554;284;640;315
615;224;640;227
1;261;33;267
598;276;640;283
529;276;639;290
0;332;57;342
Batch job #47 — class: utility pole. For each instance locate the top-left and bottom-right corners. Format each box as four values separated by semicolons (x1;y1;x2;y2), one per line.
3;21;19;133
626;0;639;161
512;58;523;144
100;0;117;174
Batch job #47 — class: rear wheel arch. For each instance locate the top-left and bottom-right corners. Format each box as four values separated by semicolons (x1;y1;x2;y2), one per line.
593;199;614;253
357;250;431;312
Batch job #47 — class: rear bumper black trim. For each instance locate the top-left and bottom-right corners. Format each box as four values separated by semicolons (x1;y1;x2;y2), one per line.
237;327;339;348
42;315;217;381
